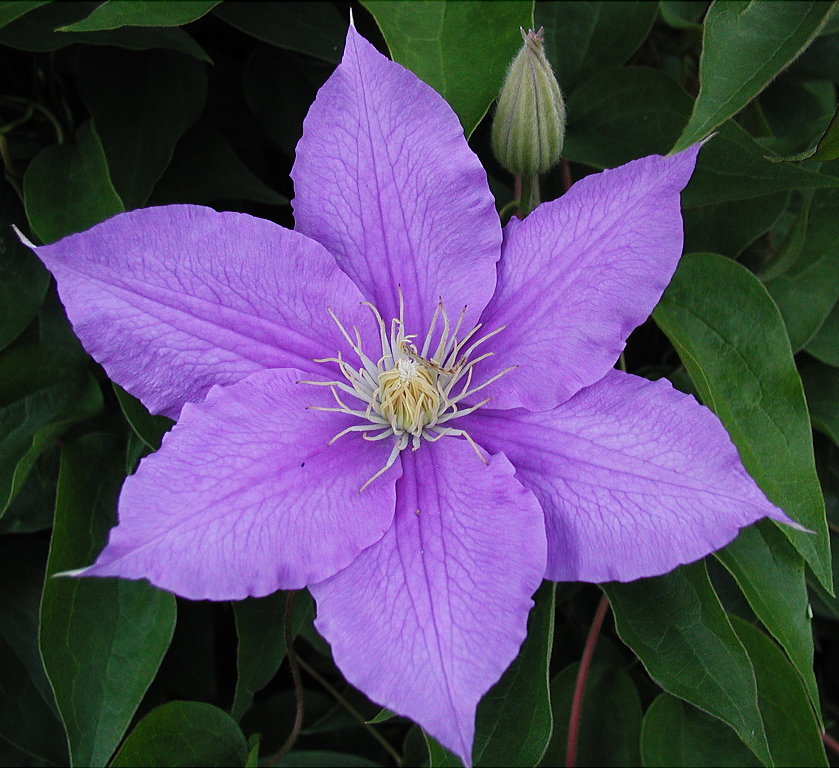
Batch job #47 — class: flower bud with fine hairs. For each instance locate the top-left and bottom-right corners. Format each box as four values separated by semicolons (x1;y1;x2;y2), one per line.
491;27;566;177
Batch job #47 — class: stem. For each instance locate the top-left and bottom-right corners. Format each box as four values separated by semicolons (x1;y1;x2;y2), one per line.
513;174;540;218
0;96;65;144
521;174;540;215
0;134;15;176
561;158;573;193
498;198;521;223
297;656;403;767
0;134;23;200
566;594;610;768
0;103;34;135
263;593;304;767
823;731;839;757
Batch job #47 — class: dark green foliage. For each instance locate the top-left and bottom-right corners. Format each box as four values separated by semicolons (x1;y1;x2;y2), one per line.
1;2;838;766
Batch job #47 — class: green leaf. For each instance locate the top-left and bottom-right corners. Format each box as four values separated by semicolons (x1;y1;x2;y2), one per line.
822;5;839;34
151;127;288;206
540;660;642;767
684;192;788;258
759;79;836;159
672;0;836;152
604;562;769;765
730;617;827;767
231;590;314;721
755;190;812;282
640;693;759;767
563;67;691;169
0;344;102;517
23;120;124;244
0;538;67;765
653;252;832;591
806;301;839;366
0;447;58;535
78;47;208;209
0;0;50;30
40;434;176;767
366;708;396;724
111;701;248;767
245;736;260;768
361;0;534;138
213;1;346;62
764;190;839;350
0;1;210;60
0;635;67;765
424;732;462;767
658;1;708;31
765;101;839;163
473;581;555;767
537;1;658;91
811;445;839;621
788;29;839;81
715;522;818;715
59;0;219;31
801;364;839;447
37;286;87;359
113;385;172;452
563;71;839;210
682;120;839;206
0;218;49;352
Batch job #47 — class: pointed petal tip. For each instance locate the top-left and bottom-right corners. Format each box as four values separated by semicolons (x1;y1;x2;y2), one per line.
293;17;500;336
53;566;90;579
770;509;811;534
86;368;400;601
12;223;37;250
311;440;545;767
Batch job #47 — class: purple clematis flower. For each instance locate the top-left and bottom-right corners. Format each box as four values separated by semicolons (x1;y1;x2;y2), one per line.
20;26;798;766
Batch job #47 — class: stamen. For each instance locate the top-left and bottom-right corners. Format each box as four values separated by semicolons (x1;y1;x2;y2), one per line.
328;423;382;445
298;379;371;403
432;303;452;361
435;397;491;425
362;428;396;441
359;433;408;492
459;325;506;362
431;427;487;464
420;301;442;358
450;365;517;404
302;296;513;490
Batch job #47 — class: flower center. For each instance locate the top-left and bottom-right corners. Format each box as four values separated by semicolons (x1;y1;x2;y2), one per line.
378;357;440;433
301;290;513;490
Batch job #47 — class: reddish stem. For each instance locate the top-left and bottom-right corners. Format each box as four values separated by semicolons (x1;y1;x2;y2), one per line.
566;594;610;768
264;592;304;767
561;158;573;193
823;731;839;757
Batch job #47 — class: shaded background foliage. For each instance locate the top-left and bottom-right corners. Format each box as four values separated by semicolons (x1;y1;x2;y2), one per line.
1;1;838;766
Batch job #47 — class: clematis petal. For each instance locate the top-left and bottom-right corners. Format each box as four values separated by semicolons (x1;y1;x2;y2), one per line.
310;439;546;766
292;26;500;335
20;205;372;418
479;147;700;412
77;368;400;599
461;369;797;583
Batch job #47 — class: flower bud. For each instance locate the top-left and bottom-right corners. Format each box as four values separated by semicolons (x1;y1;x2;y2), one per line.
491;27;565;177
